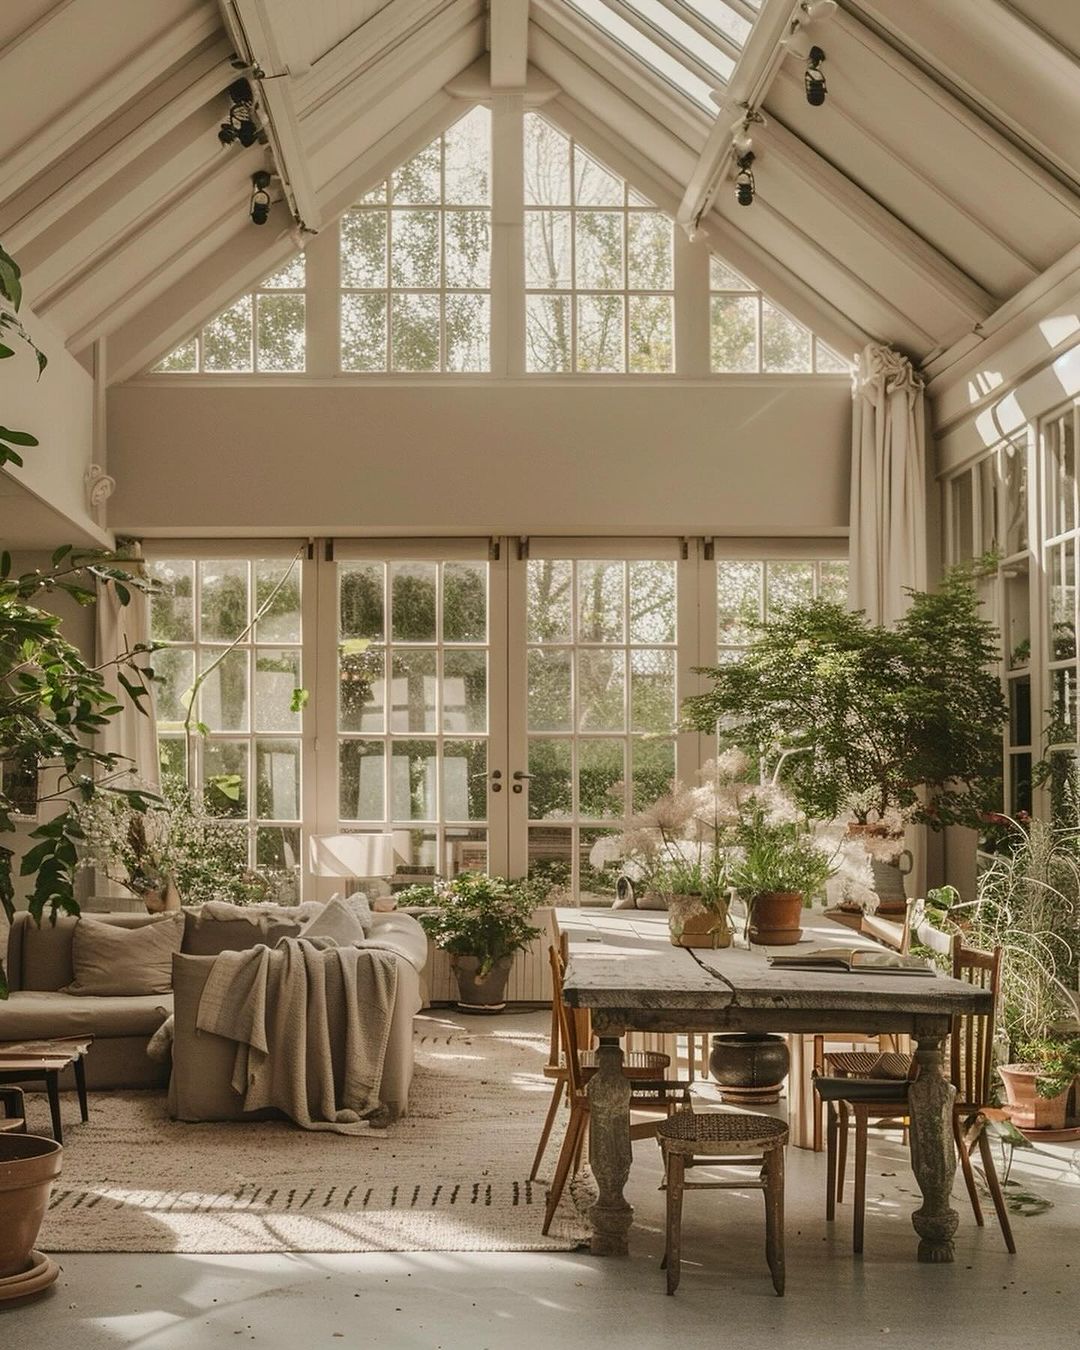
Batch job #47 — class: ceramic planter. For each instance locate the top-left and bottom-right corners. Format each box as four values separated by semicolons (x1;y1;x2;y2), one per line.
0;1134;62;1281
748;891;805;945
709;1033;791;1104
666;893;732;949
998;1064;1071;1131
451;953;514;1012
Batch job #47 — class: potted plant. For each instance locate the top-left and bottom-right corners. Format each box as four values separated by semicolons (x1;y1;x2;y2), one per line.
929;822;1080;1133
683;563;1007;913
414;873;541;1012
729;801;836;945
655;853;732;950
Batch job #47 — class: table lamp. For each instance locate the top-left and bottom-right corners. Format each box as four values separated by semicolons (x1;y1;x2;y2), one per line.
308;833;396;905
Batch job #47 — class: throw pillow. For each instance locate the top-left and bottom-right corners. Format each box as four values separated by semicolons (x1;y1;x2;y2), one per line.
65;913;185;996
297;893;369;948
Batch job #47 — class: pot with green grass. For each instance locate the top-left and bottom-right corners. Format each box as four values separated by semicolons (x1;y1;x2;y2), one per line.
657;855;732;950
730;803;836;946
414;873;540;1013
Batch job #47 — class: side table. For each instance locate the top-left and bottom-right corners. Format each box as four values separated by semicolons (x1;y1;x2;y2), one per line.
0;1037;92;1143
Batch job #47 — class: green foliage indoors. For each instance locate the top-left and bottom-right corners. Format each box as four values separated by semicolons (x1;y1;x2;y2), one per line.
413;872;541;977
0;241;47;469
728;805;835;905
683;564;1007;831
0;549;159;996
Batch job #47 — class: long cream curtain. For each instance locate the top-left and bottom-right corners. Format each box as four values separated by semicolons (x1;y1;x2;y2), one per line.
848;343;928;625
95;546;159;790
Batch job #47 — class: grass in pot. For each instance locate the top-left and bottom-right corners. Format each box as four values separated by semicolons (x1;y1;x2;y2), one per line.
730;802;835;946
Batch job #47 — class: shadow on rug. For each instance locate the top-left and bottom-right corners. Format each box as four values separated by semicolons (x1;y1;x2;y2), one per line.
39;1019;591;1254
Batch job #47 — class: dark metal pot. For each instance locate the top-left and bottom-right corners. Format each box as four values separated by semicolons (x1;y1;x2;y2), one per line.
709;1033;790;1105
451;954;514;1013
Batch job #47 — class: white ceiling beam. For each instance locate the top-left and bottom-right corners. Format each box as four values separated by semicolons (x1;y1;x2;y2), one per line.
842;0;1080;197
219;0;323;231
489;0;529;89
0;43;235;256
0;3;223;201
655;1;744;64
675;0;805;236
756;117;995;322
598;0;732;86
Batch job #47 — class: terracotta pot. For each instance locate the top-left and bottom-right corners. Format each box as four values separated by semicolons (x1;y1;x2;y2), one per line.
709;1033;790;1104
451;953;513;1013
666;893;732;949
142;877;182;914
748;891;805;946
998;1064;1070;1131
0;1134;62;1280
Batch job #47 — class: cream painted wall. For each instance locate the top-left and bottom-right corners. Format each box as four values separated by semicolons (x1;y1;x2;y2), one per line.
106;380;852;536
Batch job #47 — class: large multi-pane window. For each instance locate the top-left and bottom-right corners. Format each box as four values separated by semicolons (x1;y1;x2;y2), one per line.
153;257;306;373
339;107;492;373
148;554;304;874
524;113;674;374
710;258;849;375
335;554;492;878
716;557;850;660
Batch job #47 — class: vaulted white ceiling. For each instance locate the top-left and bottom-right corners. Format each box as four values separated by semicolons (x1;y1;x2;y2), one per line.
2;0;1079;385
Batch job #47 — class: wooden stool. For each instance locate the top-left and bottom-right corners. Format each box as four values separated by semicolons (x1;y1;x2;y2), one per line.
656;1102;788;1296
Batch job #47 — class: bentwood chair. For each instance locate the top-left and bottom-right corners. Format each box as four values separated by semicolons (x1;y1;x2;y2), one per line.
814;937;1016;1255
541;943;682;1235
656;1092;788;1296
530;923;672;1183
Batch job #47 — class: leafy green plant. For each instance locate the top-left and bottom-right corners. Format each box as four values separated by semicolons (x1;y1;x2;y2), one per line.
416;872;540;977
1;548;159;996
683;562;1007;832
1013;1036;1080;1100
729;804;835;903
0;242;47;470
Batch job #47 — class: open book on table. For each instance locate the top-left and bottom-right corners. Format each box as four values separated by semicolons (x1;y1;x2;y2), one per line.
767;947;935;976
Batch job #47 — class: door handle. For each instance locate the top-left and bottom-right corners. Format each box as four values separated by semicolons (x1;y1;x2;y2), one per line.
512;769;531;794
490;769;502;793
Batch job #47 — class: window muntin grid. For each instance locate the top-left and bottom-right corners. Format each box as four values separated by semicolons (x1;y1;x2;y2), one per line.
709;257;850;375
525;556;678;902
337;559;491;880
716;558;850;661
339;106;492;374
148;556;304;879
154;257;306;374
524;113;675;374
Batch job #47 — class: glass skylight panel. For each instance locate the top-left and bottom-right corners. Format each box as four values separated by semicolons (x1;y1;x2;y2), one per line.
678;1;752;49
565;0;720;109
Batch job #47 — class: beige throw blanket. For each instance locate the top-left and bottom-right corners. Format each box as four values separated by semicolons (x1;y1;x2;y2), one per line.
196;939;399;1134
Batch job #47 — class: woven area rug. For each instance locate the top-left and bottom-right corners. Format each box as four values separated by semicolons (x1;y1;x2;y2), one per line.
38;1018;591;1254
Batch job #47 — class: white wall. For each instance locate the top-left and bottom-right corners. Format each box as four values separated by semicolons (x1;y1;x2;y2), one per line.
106;380;852;536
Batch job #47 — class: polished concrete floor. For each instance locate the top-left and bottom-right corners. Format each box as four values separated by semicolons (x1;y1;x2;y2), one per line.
4;1012;1079;1349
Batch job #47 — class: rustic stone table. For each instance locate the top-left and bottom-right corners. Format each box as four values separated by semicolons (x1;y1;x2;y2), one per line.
558;908;992;1265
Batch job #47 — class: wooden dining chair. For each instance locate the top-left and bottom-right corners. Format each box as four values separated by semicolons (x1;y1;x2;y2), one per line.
530;920;672;1183
541;943;682;1234
814;937;1016;1255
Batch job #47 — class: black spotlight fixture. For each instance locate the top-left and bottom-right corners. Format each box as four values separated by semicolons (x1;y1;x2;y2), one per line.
250;170;272;225
734;152;755;207
805;46;827;106
219;78;259;147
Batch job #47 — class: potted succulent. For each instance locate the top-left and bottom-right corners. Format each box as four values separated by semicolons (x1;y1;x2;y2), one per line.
683;563;1007;913
414;872;541;1012
729;801;836;945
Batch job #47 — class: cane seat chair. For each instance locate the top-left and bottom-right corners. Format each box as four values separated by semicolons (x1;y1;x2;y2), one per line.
530;926;671;1183
813;937;1016;1255
656;1093;788;1296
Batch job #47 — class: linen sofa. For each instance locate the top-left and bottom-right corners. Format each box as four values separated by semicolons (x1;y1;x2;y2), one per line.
1;908;427;1118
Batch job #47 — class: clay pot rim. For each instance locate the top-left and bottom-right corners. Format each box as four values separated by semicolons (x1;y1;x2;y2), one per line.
0;1134;62;1164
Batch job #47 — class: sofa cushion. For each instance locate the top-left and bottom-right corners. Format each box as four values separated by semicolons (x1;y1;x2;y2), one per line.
16;912;165;992
365;912;428;973
298;893;371;947
65;913;184;996
0;990;173;1040
181;910;306;957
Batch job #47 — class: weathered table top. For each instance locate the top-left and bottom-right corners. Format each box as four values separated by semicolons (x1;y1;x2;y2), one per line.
558;909;992;1025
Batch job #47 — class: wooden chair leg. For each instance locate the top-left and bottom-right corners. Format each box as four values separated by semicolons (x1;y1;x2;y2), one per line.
853;1105;868;1255
836;1099;849;1205
825;1099;838;1222
812;1035;825;1153
763;1145;785;1296
543;1104;586;1236
665;1151;685;1296
529;1077;565;1181
572;1109;588;1174
976;1123;1017;1254
954;1110;984;1226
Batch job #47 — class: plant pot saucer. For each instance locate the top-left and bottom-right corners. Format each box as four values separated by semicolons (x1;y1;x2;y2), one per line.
455;1001;507;1014
1017;1123;1080;1143
0;1251;59;1302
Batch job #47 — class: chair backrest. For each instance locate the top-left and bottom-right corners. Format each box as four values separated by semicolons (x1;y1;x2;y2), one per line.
859;897;914;954
548;942;588;1096
542;912;568;1069
949;938;1002;1106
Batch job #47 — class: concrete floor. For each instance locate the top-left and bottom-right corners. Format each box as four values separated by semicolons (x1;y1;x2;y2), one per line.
4;1012;1079;1350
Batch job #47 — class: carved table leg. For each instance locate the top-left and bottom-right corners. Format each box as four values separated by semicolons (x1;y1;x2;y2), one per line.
908;1028;958;1263
585;1035;633;1256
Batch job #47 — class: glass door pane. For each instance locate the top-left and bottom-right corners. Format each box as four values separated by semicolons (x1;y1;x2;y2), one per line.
333;551;502;889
